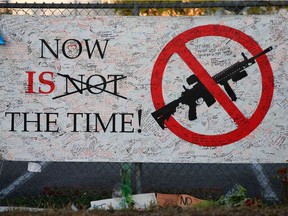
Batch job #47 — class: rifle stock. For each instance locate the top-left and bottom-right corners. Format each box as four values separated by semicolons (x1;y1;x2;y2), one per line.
151;99;181;129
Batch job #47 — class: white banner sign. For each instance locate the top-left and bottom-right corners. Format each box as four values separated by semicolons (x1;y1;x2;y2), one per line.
0;15;287;163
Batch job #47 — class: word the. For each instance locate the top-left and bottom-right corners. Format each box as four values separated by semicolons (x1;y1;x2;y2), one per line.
5;112;138;133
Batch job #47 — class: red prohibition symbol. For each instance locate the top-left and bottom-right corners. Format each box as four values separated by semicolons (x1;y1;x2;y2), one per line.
151;25;274;147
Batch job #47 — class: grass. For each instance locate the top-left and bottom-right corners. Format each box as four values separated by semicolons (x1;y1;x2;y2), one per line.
0;184;287;215
1;193;288;216
0;194;103;209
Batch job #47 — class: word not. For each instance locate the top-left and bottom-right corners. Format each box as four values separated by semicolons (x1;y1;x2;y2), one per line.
40;39;109;59
53;73;127;99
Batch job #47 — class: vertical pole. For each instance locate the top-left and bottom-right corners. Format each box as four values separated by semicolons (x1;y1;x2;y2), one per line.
132;1;139;16
132;0;142;195
74;0;77;16
135;163;142;194
119;1;140;207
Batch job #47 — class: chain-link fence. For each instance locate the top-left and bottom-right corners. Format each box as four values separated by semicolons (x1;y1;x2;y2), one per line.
1;1;288;16
0;0;288;208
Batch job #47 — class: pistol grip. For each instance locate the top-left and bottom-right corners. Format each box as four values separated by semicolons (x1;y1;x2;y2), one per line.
188;105;197;121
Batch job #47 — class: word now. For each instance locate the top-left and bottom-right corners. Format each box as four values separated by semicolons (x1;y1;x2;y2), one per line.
40;39;109;59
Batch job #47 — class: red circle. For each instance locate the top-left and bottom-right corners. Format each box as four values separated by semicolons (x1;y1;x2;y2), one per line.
151;25;274;146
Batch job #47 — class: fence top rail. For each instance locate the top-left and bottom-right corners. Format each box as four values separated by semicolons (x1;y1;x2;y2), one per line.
0;1;287;9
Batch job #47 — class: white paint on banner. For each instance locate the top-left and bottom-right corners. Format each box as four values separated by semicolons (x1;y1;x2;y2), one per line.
0;15;287;163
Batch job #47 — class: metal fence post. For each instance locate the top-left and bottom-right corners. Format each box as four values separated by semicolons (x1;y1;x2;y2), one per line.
135;163;142;194
133;1;142;194
132;1;139;16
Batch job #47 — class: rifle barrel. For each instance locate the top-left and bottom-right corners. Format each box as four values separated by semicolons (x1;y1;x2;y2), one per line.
251;46;273;61
213;46;273;83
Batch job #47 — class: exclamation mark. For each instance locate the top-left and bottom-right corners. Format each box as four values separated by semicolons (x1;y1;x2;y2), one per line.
137;109;142;133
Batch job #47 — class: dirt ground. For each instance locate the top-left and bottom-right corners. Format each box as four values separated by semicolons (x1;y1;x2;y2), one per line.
1;206;288;216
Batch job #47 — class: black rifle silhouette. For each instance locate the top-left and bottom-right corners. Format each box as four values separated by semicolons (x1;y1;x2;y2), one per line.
151;46;273;129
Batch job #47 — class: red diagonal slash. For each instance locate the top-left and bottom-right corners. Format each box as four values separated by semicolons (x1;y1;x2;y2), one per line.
177;46;248;127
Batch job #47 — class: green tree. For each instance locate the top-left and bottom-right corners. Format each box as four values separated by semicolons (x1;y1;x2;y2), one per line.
0;8;12;15
114;0;287;16
114;0;205;16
